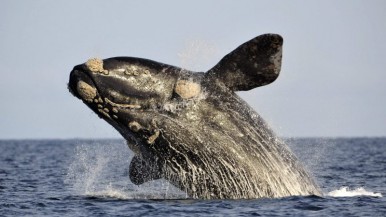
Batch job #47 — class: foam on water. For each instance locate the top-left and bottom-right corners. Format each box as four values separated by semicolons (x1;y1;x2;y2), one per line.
85;183;130;200
327;186;383;197
83;181;187;200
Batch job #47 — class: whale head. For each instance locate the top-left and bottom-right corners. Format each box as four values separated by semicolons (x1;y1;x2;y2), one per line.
68;57;204;154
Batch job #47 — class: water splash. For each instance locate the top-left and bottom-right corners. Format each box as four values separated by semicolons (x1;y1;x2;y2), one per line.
65;141;128;197
327;186;383;197
64;140;186;200
178;39;218;72
85;183;130;200
286;138;336;178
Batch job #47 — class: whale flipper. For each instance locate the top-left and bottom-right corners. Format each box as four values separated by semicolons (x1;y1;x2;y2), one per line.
129;155;163;185
207;34;283;91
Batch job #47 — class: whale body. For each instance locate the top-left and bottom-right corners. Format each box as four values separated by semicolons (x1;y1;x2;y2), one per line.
68;34;321;199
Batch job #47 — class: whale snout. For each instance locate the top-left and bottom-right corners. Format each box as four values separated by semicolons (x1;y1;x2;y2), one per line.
69;57;179;111
68;66;99;102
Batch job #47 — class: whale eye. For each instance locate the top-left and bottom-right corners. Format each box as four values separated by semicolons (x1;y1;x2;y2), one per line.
174;80;201;99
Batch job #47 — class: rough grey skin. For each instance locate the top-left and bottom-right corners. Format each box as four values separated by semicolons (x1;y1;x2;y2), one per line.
68;34;322;199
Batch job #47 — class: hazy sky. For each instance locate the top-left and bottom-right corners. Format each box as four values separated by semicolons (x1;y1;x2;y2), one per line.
1;0;385;139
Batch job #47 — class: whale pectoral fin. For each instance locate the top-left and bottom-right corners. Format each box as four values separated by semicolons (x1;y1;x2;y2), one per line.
207;34;283;91
129;155;163;185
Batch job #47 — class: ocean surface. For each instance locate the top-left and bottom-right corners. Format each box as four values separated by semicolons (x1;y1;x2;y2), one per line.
0;138;385;216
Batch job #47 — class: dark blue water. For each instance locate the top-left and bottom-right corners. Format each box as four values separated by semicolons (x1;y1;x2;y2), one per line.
1;138;385;216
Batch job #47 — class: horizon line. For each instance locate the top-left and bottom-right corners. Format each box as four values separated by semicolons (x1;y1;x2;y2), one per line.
1;136;386;141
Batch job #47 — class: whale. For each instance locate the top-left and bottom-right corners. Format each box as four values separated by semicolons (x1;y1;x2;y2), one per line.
68;34;321;199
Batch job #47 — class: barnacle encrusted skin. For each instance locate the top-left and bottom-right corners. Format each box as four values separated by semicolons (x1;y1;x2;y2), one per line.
76;81;97;102
175;80;201;99
85;58;108;74
128;121;142;132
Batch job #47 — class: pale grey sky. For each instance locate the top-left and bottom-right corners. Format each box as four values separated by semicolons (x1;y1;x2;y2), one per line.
1;0;385;139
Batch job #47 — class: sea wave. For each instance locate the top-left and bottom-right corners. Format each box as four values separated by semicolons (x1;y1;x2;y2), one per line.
327;186;382;197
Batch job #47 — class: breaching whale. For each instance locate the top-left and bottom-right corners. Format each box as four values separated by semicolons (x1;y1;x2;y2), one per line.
68;34;321;199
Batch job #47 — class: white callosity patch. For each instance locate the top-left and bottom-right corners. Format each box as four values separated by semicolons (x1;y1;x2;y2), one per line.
175;80;201;99
77;81;97;103
147;130;160;144
124;65;150;76
128;121;142;132
105;98;141;109
97;108;111;119
86;58;108;75
163;86;207;115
